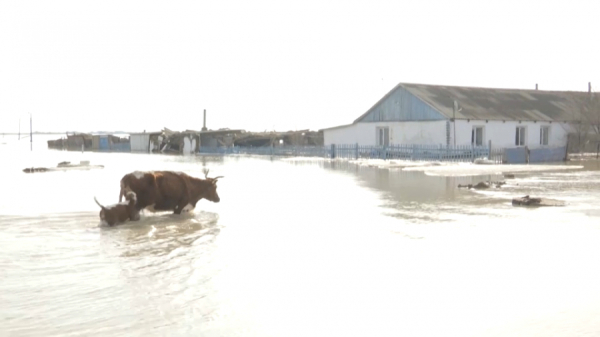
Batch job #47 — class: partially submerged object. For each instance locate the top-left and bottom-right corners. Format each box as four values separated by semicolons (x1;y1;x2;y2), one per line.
474;157;496;165
512;195;566;207
23;161;104;173
458;181;506;189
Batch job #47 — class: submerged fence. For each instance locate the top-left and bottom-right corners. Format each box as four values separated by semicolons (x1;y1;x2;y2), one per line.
333;144;490;162
198;144;568;164
200;144;489;162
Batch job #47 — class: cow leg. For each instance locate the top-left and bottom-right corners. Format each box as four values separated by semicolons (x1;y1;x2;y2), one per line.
174;205;182;215
174;199;189;215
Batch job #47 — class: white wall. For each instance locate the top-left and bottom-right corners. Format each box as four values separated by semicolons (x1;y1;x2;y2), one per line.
324;120;575;148
130;134;149;152
324;121;447;146
452;120;574;149
324;125;359;145
182;136;197;155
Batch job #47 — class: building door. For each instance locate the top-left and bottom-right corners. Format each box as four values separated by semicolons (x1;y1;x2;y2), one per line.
376;127;389;146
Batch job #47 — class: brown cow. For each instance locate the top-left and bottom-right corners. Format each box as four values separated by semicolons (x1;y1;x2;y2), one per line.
95;191;140;226
119;169;222;215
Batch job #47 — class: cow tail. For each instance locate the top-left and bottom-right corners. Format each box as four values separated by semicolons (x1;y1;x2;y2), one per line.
94;197;106;211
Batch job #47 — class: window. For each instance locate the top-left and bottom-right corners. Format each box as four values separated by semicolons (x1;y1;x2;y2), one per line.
471;126;484;146
540;126;549;146
515;126;526;146
376;127;389;146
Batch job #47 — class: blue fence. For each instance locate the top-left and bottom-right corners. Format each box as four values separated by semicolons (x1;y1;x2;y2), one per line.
334;144;489;162
96;142;131;152
530;147;566;163
198;144;567;164
505;148;528;164
109;142;131;152
199;144;490;162
504;146;567;163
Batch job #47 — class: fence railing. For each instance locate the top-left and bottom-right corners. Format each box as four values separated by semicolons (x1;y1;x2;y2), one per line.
198;144;567;164
199;144;491;162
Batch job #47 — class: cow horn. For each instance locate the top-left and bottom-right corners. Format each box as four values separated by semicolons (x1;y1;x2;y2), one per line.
213;176;224;180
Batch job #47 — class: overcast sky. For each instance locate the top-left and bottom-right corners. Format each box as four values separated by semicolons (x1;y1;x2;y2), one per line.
1;0;598;133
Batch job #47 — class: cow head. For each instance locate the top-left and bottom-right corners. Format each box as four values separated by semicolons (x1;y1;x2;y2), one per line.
201;169;223;203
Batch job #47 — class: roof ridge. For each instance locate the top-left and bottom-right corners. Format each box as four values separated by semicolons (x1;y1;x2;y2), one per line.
398;82;593;94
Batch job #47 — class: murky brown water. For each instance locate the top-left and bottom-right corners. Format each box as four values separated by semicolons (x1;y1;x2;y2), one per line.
2;135;600;336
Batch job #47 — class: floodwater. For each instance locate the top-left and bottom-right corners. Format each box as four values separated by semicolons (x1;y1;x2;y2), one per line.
2;135;600;337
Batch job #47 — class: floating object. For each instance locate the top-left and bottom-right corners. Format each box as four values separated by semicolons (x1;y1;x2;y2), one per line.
512;195;566;207
474;158;495;165
458;181;506;189
23;161;104;173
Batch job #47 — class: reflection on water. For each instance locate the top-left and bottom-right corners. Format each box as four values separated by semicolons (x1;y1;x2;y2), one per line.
103;212;221;258
2;140;600;336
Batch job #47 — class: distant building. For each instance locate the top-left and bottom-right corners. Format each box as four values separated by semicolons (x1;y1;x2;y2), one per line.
130;131;161;152
91;134;130;152
322;82;592;150
66;133;93;150
130;129;200;154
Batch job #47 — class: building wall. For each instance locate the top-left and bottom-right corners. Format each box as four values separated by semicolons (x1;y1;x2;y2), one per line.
452;120;574;149
66;135;92;150
92;136;100;150
149;135;164;152
325;119;575;148
130;134;150;152
324;121;447;146
356;86;446;123
182;136;198;155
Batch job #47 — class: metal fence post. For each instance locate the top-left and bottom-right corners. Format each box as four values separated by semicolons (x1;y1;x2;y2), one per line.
331;144;336;159
471;144;474;162
355;143;359;159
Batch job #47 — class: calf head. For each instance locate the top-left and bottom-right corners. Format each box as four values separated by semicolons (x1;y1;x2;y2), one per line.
124;191;137;205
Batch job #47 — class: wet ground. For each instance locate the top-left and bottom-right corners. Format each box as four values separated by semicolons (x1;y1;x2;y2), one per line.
2;135;600;336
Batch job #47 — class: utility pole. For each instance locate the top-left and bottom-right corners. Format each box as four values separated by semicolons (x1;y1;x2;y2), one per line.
202;109;207;131
30;113;32;151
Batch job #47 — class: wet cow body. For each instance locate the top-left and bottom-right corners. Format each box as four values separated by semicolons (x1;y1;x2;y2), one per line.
119;169;222;215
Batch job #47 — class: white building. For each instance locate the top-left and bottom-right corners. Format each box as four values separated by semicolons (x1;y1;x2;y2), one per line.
322;83;589;150
129;132;160;152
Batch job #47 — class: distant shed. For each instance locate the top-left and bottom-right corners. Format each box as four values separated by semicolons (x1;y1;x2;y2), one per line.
130;132;161;153
91;135;131;152
66;133;93;150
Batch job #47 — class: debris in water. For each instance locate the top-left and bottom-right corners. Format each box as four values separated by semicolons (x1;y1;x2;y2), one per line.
23;161;104;174
511;195;566;207
458;181;506;189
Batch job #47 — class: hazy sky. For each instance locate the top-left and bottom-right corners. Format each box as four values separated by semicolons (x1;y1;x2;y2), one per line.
1;0;598;133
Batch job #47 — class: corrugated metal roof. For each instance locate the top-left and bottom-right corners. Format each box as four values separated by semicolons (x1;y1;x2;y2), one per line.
399;83;589;122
